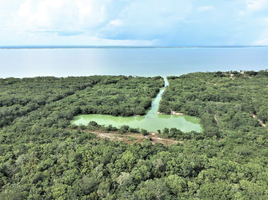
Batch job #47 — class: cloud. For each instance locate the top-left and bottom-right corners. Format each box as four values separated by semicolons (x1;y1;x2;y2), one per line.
236;0;268;45
254;38;268;44
12;0;193;41
253;17;268;44
246;0;268;12
6;0;181;45
1;0;268;46
99;0;192;41
0;29;156;46
15;0;112;33
197;5;214;12
239;0;268;16
109;19;122;26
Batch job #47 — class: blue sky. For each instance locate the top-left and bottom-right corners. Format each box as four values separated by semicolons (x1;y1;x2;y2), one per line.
0;0;268;46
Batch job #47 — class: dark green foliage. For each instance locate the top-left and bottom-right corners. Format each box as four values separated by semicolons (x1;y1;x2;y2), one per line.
141;129;148;136
0;76;164;129
159;71;267;139
1;72;268;199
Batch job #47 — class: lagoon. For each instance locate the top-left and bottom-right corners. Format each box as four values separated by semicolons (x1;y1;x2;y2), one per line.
72;77;203;133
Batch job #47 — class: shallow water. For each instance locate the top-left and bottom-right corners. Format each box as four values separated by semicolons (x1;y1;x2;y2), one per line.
72;78;203;133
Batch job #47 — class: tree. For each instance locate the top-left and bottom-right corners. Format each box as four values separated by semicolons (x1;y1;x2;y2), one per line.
141;129;148;136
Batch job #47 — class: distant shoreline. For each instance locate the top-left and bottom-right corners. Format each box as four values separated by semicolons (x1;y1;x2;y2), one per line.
1;45;268;49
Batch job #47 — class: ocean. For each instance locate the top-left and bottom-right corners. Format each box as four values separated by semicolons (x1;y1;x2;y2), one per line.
1;47;268;78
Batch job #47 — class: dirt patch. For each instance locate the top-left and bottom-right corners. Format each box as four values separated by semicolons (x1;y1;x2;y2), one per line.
90;130;181;146
158;111;184;116
214;114;221;128
171;111;184;116
251;113;267;129
214;113;227;134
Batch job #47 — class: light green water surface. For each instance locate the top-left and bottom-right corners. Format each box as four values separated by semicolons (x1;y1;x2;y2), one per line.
72;78;202;133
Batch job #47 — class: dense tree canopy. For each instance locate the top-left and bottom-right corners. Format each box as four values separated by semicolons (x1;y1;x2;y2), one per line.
159;71;268;139
1;72;268;199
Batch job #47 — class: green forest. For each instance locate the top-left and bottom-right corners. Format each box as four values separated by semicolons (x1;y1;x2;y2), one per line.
1;71;268;199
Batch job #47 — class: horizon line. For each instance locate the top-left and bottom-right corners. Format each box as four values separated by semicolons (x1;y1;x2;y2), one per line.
1;45;268;49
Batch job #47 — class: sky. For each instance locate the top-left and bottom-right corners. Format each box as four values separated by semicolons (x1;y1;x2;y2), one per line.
0;0;268;46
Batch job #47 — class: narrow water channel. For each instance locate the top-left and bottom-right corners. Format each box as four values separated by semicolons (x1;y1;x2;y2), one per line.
72;77;202;133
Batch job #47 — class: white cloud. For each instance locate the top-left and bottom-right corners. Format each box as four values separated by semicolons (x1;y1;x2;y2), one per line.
253;18;268;45
109;19;122;26
197;5;214;12
254;38;268;44
5;0;191;44
0;0;23;29
0;29;156;46
0;1;22;7
238;0;268;18
107;0;192;38
246;0;268;12
14;0;112;32
2;0;266;46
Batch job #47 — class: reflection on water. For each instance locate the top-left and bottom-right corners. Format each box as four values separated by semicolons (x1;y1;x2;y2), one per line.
72;77;203;133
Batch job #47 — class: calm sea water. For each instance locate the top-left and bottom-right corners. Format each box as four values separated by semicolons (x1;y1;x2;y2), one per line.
1;47;268;78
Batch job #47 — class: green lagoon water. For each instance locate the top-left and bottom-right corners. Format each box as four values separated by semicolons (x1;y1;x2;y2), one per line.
72;78;203;133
